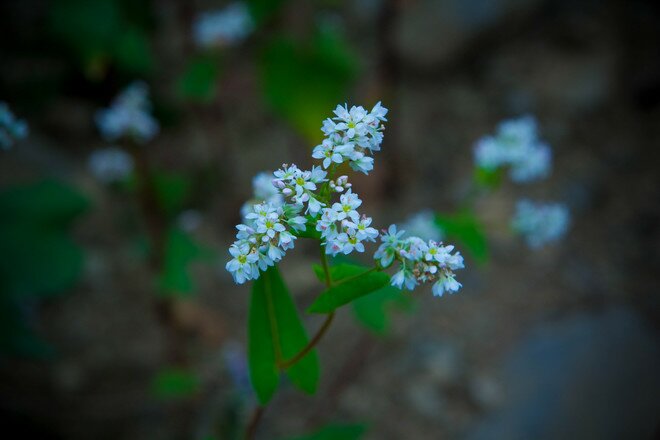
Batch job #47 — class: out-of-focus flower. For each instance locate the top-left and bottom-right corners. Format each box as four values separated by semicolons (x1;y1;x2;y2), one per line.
0;102;28;150
193;2;254;48
88;147;134;183
401;210;443;242
474;115;551;183
511;199;570;248
95;82;159;143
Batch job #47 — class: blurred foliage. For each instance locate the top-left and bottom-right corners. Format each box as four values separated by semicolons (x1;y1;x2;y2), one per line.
158;228;214;297
151;367;200;399
352;285;414;335
435;211;489;263
249;266;320;404
178;55;221;103
260;26;358;142
0;180;89;356
49;0;154;79
151;171;193;218
474;166;504;189
247;0;286;25
284;423;366;440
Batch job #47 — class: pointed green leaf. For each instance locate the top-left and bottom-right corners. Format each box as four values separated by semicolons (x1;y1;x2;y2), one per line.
312;263;370;284
308;268;390;314
248;266;320;404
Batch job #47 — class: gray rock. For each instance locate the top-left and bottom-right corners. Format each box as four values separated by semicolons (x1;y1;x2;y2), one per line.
466;308;660;440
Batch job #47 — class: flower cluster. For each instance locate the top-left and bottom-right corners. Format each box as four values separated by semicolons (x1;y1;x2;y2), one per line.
272;164;328;216
511;199;570;248
193;2;254;48
95;82;159;143
226;202;306;284
316;190;379;256
400;210;443;242
0;102;28;150
88;147;134;183
313;102;388;174
374;225;464;296
474;115;551;183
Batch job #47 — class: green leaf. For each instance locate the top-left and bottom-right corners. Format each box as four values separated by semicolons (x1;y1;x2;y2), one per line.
352;285;413;335
157;228;213;297
435;212;489;263
284;423;366;440
260;27;358;142
113;26;153;75
247;0;286;25
151;171;192;217
308;268;390;314
312;263;370;284
248;266;320;404
151;367;200;399
474;166;503;189
178;55;220;103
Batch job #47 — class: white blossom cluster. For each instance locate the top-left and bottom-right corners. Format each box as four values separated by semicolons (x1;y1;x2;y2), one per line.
316;189;379;256
95;82;159;143
312;102;388;175
226;202;307;284
400;210;443;242
511;199;570;248
374;225;464;296
88;147;134;183
0;102;28;150
193;2;254;49
474;115;551;183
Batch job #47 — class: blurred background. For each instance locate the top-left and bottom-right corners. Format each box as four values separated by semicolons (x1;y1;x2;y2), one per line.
1;0;659;439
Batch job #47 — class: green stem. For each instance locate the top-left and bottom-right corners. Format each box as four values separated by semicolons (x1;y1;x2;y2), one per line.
278;246;335;370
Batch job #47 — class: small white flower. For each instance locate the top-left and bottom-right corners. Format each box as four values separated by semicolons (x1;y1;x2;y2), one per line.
88;147;134;183
95;82;159;143
332;189;361;222
312;139;343;168
432;272;462;296
0;102;28;150
344;216;379;242
226;243;258;284
193;2;254;48
511;199;570;248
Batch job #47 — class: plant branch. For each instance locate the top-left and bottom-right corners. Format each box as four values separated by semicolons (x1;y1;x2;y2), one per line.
244;405;265;440
280;311;335;370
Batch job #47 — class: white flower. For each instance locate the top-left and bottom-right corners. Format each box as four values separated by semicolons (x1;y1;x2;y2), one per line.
432;272;462;296
95;82;159;143
511;199;570;248
0;102;28;150
344;216;379;242
193;2;254;48
316;208;339;239
88;147;134;183
226;243;258;284
473;115;551;183
391;267;417;290
312;139;343;168
325;232;348;256
332;189;361;222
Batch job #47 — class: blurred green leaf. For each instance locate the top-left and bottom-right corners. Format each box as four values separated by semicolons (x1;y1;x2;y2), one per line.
178;55;220;103
0;180;88;357
113;26;154;75
260;27;358;142
151;172;192;217
247;0;286;25
158;228;213;297
352;285;413;335
284;423;366;440
312;263;369;284
49;0;154;77
152;367;200;399
474;166;503;189
435;211;489;263
249;266;320;404
308;267;390;314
